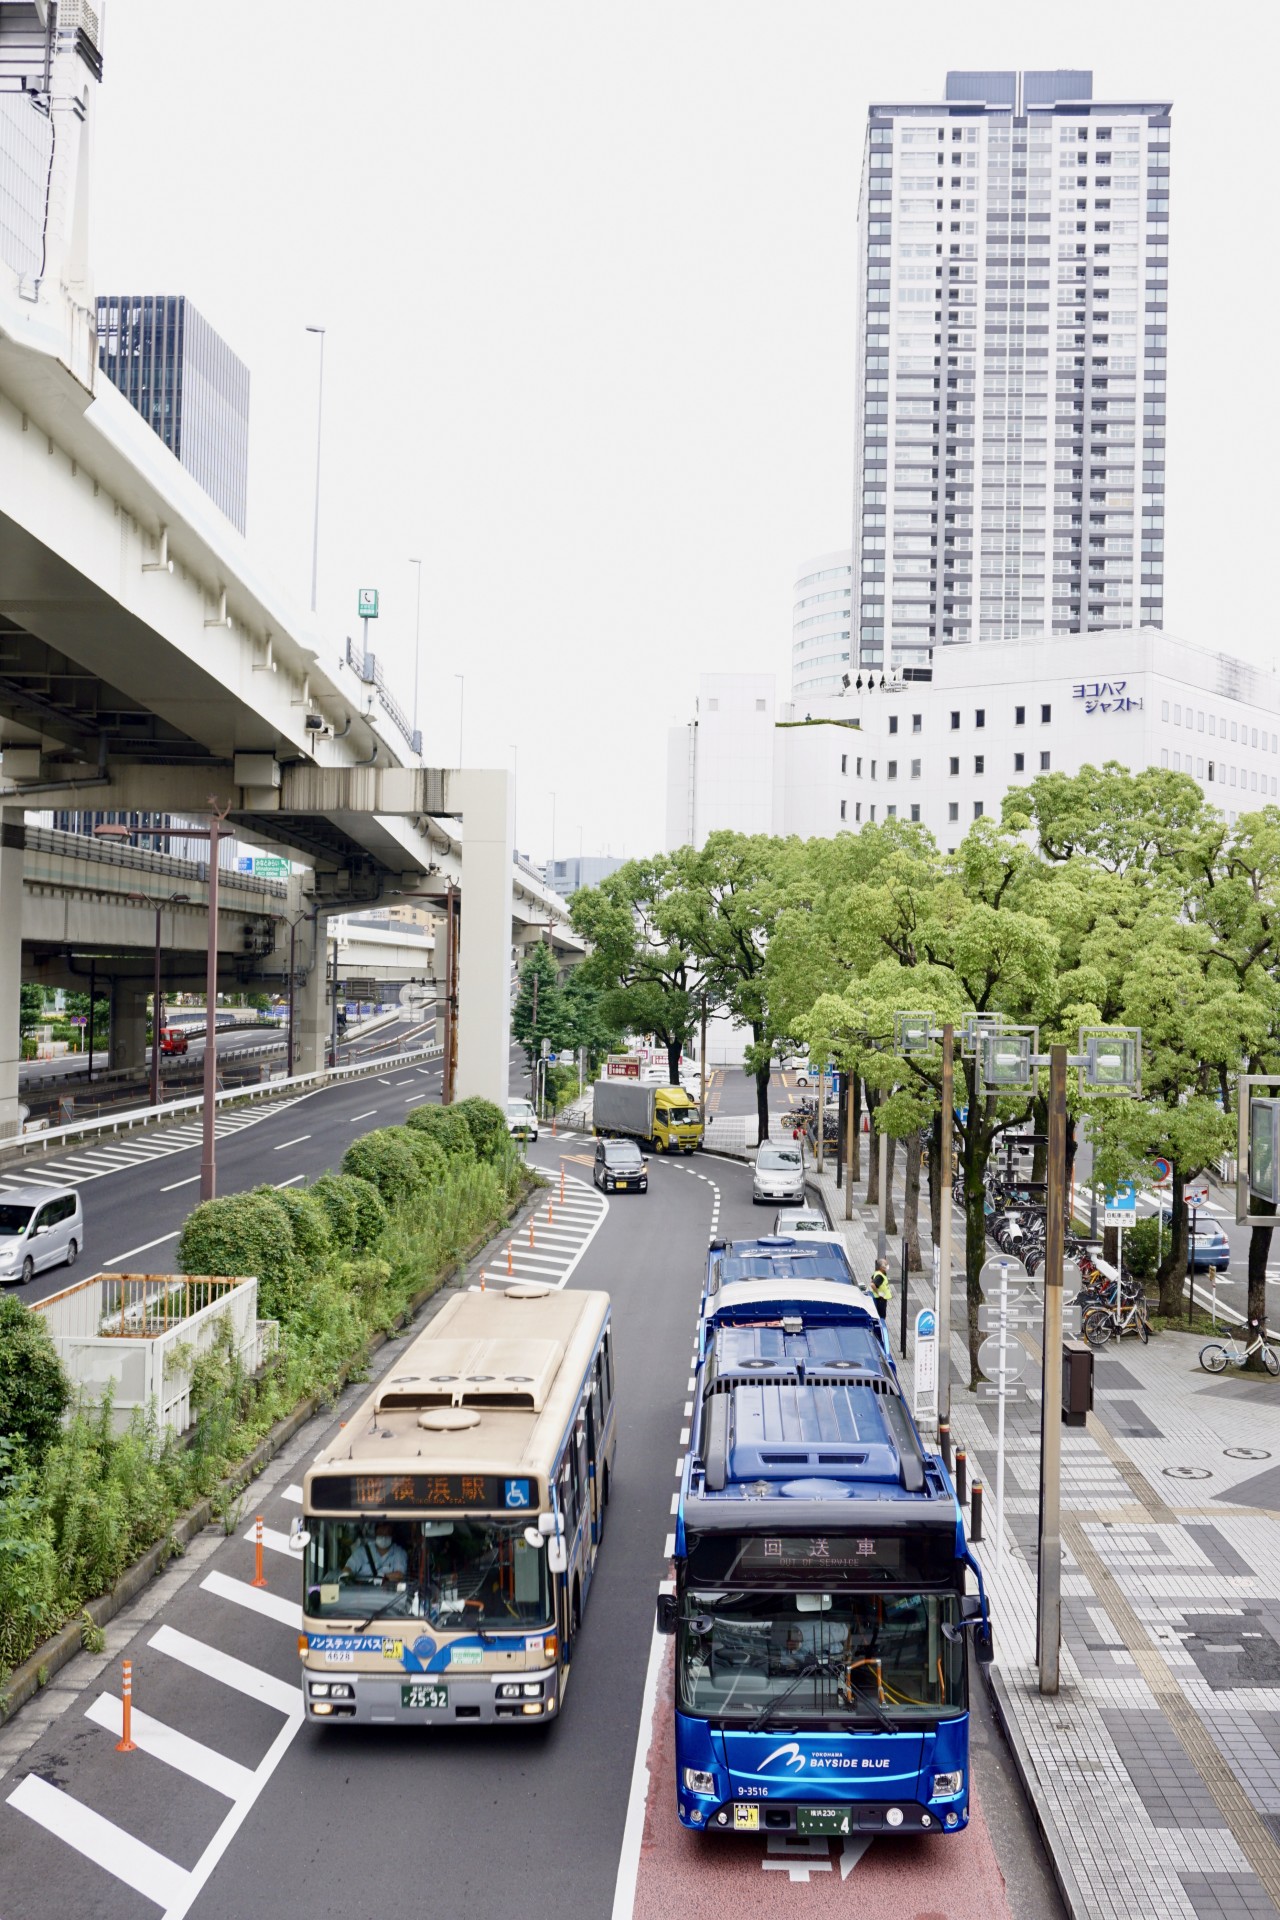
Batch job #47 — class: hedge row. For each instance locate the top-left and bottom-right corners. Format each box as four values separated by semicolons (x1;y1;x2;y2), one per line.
0;1096;526;1683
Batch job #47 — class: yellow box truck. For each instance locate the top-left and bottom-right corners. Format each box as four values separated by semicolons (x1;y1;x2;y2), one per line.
593;1078;703;1154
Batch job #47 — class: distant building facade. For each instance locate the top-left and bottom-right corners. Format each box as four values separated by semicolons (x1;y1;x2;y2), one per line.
545;855;626;896
791;550;852;700
96;295;250;532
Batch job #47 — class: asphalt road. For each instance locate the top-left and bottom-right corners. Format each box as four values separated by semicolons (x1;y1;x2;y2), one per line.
0;1123;1062;1920
7;1012;448;1302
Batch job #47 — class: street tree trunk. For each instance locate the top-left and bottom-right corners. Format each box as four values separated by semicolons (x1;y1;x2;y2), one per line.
1247;1204;1276;1366
851;1076;862;1182
1156;1166;1190;1317
965;1145;987;1387
903;1131;923;1273
927;1119;942;1246
866;1099;880;1210
884;1134;898;1236
666;1038;682;1085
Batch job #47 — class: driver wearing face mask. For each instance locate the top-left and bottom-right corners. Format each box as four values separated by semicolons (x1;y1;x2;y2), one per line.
344;1525;408;1584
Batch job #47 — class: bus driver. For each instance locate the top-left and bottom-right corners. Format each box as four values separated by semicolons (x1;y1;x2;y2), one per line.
344;1525;408;1585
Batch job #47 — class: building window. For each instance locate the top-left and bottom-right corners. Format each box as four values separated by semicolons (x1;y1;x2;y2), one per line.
855;801;862;822
870;804;876;821
950;711;960;730
1174;704;1182;724
1174;751;1181;771
840;799;847;820
1040;751;1051;771
1041;703;1051;723
912;713;922;733
755;699;767;712
911;759;921;778
1207;761;1214;781
1231;721;1238;742
973;801;984;818
856;757;862;776
887;760;898;779
974;755;984;775
1161;701;1169;721
948;802;959;822
1014;752;1025;772
1015;706;1026;725
707;699;719;712
949;757;959;775
887;804;897;818
1198;712;1205;732
1197;758;1204;777
888;714;899;735
1161;749;1168;768
1253;728;1259;748
975;709;985;728
841;754;847;774
910;804;921;822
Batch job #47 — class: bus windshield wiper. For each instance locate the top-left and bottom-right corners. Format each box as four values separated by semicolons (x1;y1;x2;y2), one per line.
843;1680;895;1732
750;1656;842;1733
353;1593;412;1634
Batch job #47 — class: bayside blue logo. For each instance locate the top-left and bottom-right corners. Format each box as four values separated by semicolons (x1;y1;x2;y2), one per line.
504;1479;532;1508
918;1309;936;1339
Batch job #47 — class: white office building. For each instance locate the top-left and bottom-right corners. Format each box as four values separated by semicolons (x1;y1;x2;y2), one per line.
791;551;853;700
666;636;1280;857
853;69;1170;673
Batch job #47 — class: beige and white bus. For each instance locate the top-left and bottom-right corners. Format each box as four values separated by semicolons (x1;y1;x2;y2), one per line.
294;1283;616;1726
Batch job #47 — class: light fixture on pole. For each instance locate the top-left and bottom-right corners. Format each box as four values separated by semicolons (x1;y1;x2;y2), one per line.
409;557;423;756
126;889;190;1108
305;326;325;615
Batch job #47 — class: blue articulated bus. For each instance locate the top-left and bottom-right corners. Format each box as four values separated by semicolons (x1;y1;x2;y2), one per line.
659;1307;991;1840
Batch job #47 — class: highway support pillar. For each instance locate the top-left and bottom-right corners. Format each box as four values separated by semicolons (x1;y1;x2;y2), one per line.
0;810;22;1140
293;912;328;1077
449;771;514;1107
111;982;149;1073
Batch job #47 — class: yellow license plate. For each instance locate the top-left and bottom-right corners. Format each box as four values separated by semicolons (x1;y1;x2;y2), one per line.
733;1804;760;1831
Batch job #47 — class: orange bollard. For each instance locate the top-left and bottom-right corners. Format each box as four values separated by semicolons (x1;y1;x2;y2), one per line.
529;1219;535;1250
548;1201;554;1225
506;1244;513;1276
480;1270;487;1292
252;1515;268;1589
116;1659;137;1751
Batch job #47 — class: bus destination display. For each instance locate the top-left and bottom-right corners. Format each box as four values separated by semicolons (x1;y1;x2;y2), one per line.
309;1473;535;1512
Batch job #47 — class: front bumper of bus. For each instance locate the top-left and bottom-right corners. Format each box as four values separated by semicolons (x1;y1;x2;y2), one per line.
683;1792;967;1836
303;1667;559;1725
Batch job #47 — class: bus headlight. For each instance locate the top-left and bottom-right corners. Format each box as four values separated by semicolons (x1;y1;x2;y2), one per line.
682;1768;716;1796
932;1770;963;1797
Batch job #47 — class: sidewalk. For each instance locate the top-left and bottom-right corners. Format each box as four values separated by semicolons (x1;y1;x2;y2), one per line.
809;1160;1280;1920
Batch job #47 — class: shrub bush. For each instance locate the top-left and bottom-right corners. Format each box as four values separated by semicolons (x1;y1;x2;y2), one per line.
396;1125;449;1191
341;1129;424;1209
406;1103;476;1162
1123;1214;1161;1282
307;1171;362;1253
0;1297;70;1466
177;1191;301;1321
0;1437;58;1676
258;1185;331;1280
452;1096;509;1163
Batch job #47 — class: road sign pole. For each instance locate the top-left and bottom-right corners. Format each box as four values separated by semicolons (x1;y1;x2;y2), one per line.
937;1024;954;1430
1037;1043;1067;1694
994;1261;1008;1572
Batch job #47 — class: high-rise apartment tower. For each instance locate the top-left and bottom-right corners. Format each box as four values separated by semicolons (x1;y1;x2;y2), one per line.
852;70;1170;673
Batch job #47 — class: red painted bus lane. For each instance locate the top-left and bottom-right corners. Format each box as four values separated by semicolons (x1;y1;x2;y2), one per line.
631;1644;1017;1919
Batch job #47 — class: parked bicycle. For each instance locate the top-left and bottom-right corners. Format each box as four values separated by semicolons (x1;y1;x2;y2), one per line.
1199;1320;1280;1377
1081;1285;1150;1349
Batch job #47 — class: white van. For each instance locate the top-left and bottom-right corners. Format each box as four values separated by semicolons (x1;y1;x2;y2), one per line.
0;1185;84;1285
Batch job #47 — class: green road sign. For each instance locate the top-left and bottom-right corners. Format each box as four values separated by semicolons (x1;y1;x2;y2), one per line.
252;855;290;878
357;588;379;619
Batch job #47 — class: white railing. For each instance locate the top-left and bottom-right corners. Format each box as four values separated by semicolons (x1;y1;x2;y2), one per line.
4;1042;444;1162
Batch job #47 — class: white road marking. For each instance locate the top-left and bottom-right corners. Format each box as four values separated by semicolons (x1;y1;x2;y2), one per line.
85;1693;255;1799
6;1772;192;1908
241;1521;299;1558
405;1094;428;1105
679;1427;690;1445
609;1585;672;1920
686;1376;695;1392
664;1533;675;1558
670;1492;679;1514
275;1174;305;1189
273;1134;311;1151
283;1484;303;1504
160;1175;201;1192
684;1401;693;1417
350;1109;379;1122
103;1230;181;1266
149;1624;298;1714
674;1457;686;1478
199;1569;302;1629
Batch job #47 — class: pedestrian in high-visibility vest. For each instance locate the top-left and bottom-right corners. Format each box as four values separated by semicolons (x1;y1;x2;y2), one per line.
871;1260;891;1323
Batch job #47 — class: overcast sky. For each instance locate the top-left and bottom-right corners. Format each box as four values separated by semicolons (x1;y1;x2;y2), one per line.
93;1;1276;862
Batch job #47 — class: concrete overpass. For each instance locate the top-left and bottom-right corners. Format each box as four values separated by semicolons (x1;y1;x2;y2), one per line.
0;2;581;1133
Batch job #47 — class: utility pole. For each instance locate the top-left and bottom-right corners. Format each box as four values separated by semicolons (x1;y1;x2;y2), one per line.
937;1023;955;1429
699;992;708;1123
1037;1043;1068;1693
199;806;228;1203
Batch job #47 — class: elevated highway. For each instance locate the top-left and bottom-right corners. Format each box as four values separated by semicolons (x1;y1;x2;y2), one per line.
0;5;580;1133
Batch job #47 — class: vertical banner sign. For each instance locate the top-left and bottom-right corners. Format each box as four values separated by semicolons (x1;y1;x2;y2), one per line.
914;1307;938;1420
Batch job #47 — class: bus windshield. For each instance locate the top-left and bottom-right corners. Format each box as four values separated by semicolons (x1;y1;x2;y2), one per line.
304;1517;554;1632
677;1590;965;1725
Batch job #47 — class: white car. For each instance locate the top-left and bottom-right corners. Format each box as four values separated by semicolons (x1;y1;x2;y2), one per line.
506;1098;539;1143
773;1207;828;1235
752;1141;805;1206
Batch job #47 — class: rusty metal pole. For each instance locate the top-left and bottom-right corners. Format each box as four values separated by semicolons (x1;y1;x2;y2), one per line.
1037;1042;1068;1694
200;816;221;1203
150;904;162;1108
845;1072;855;1221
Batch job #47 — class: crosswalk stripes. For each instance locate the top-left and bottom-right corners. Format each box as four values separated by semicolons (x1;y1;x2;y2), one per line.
199;1568;302;1629
0;1097;306;1197
6;1773;194;1909
84;1693;256;1799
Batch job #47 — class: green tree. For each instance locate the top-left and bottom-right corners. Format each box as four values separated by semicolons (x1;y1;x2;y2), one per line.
570;858;708;1082
511;944;571;1070
19;983;43;1039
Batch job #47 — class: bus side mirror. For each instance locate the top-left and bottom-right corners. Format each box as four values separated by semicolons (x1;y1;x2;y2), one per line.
656;1593;677;1635
976;1628;994;1665
547;1537;568;1575
289;1519;311;1552
538;1511;557;1537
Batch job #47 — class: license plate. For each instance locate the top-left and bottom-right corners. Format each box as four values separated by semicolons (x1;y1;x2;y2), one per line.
732;1804;759;1831
400;1682;448;1710
616;1180;630;1189
798;1806;852;1837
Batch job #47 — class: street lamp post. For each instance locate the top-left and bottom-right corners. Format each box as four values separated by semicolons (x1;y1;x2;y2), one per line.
509;744;519;854
305;326;325;615
126;889;191;1107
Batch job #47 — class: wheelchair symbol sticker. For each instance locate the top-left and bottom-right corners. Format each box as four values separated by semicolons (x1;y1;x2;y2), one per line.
504;1479;532;1508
